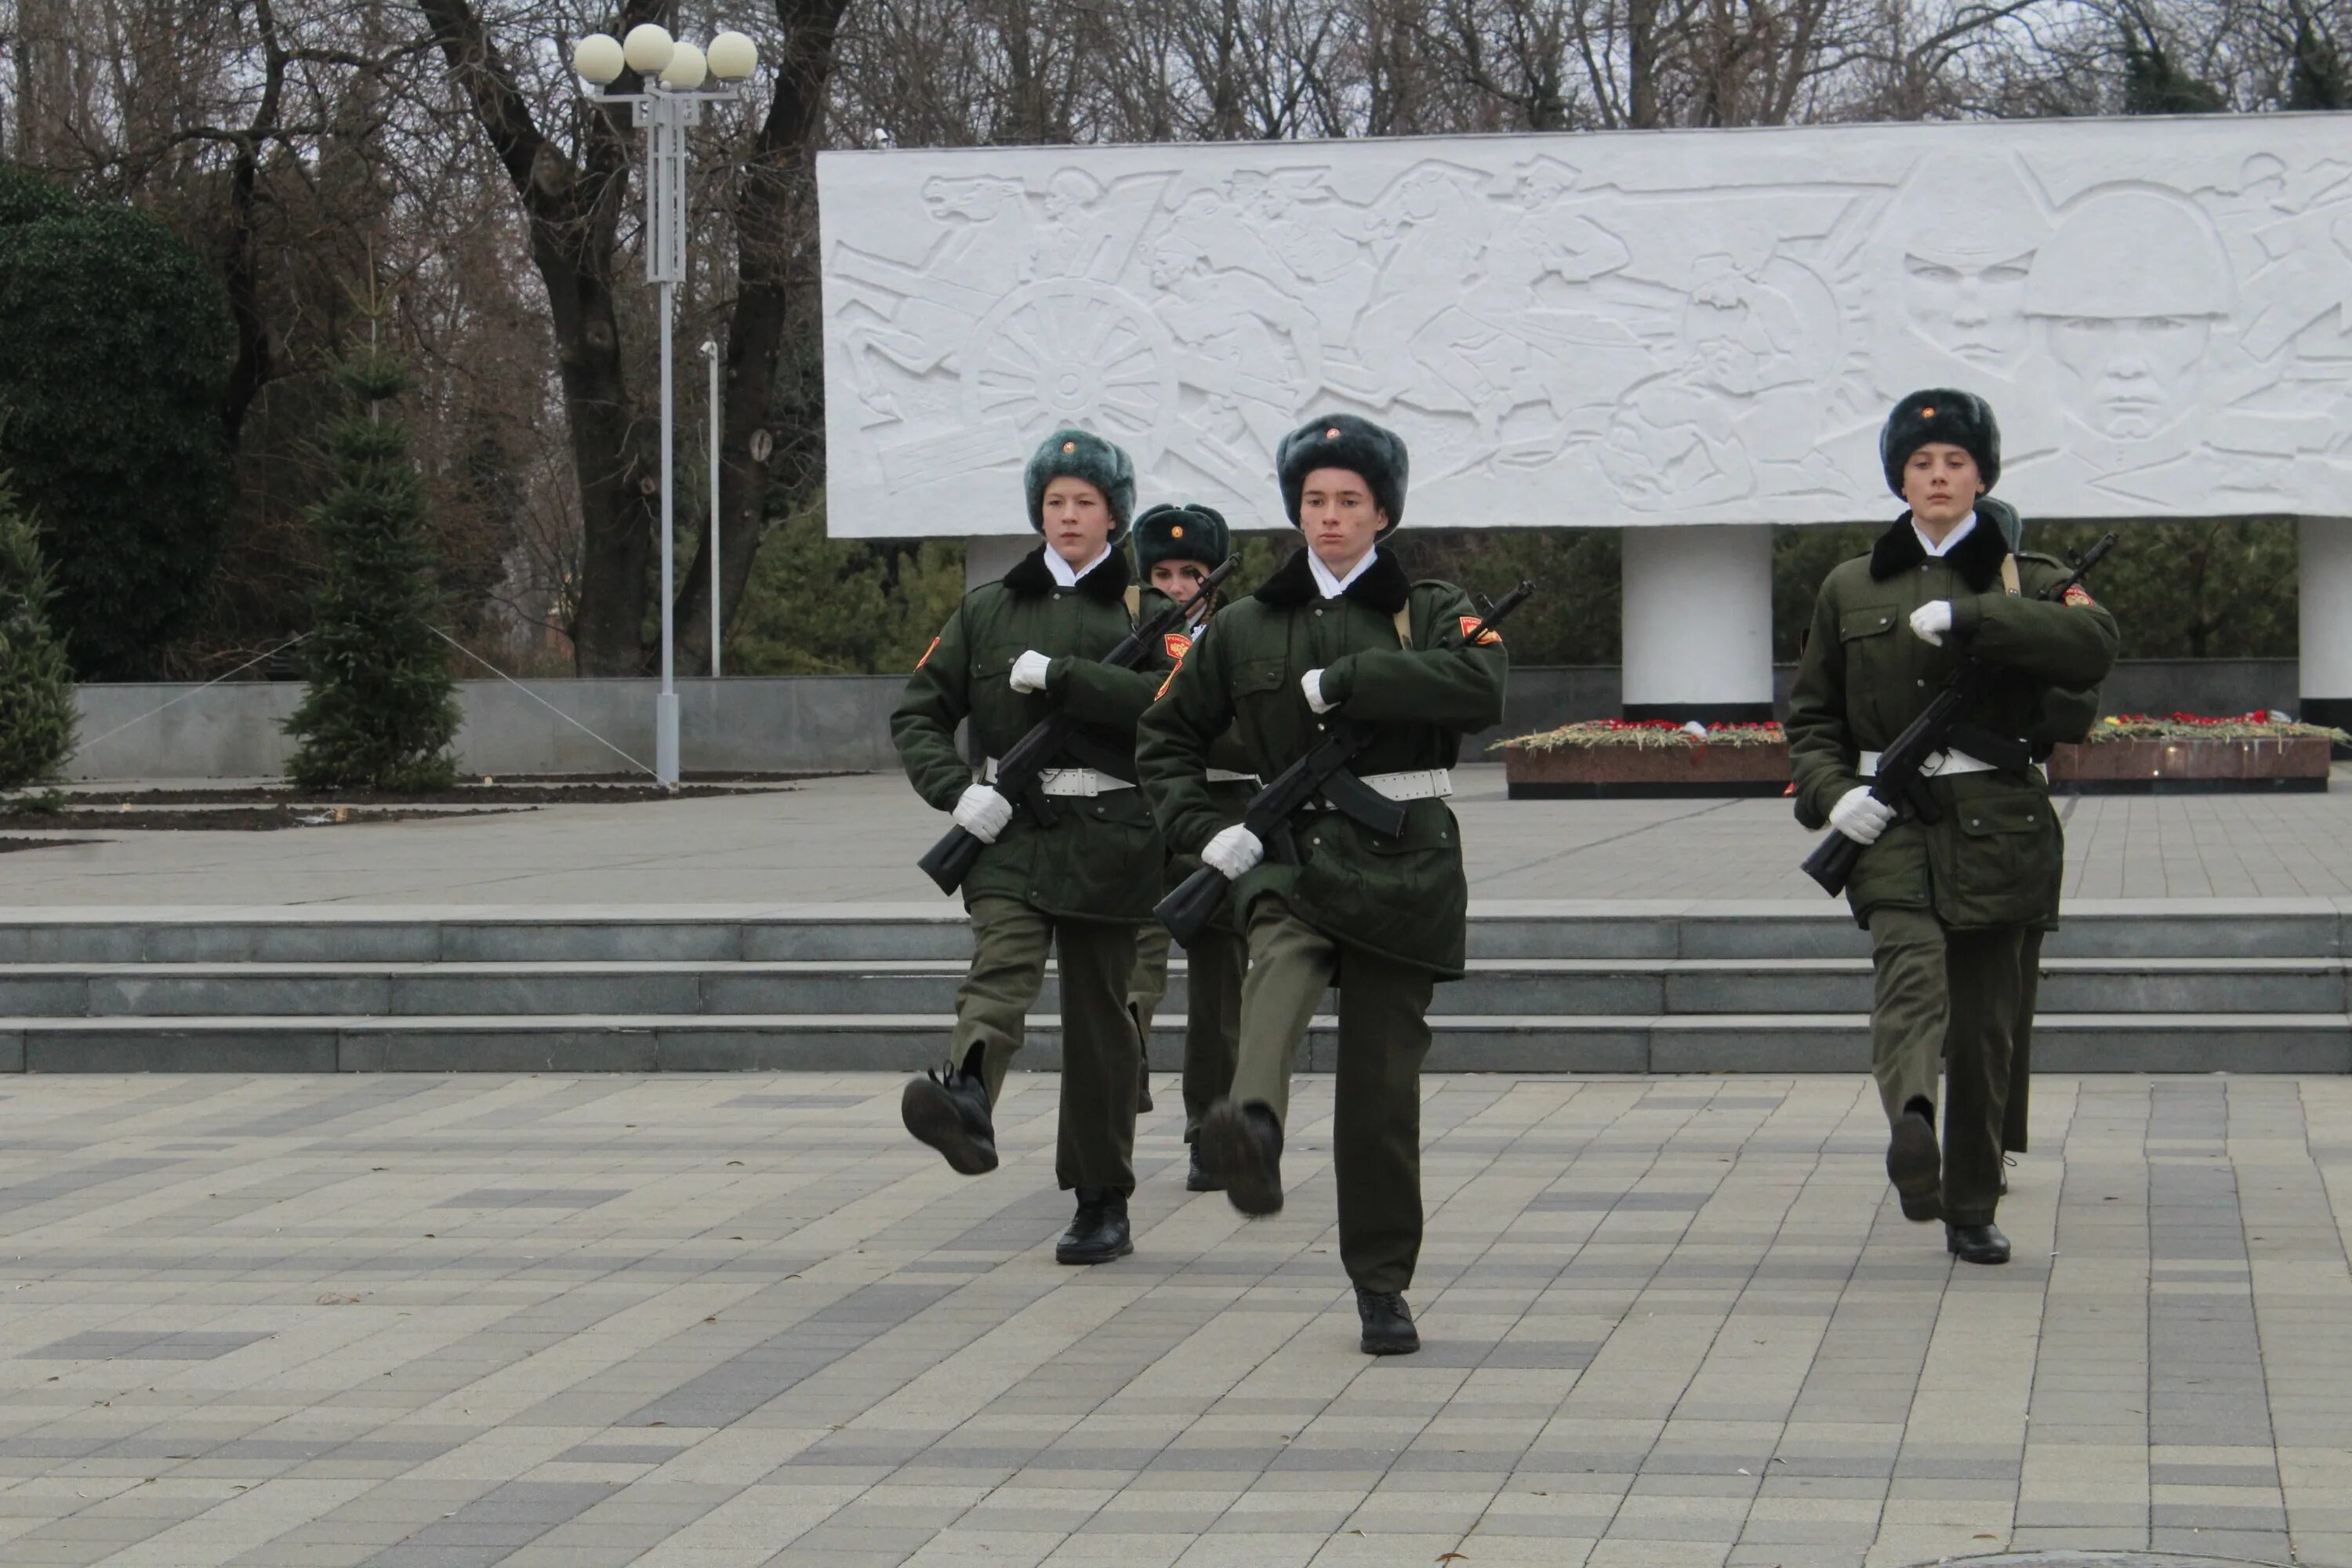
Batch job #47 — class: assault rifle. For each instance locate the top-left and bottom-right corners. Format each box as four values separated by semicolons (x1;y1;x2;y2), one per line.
1800;533;2118;897
916;554;1240;896
1155;579;1534;947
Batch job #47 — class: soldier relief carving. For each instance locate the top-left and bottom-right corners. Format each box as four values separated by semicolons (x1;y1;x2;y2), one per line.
818;123;2352;535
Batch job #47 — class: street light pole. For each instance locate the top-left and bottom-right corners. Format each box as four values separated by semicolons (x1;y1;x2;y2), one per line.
703;339;721;678
572;24;758;785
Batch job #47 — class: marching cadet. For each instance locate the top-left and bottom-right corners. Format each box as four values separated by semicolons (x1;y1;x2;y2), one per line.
891;428;1161;1266
1123;503;1249;1188
1787;390;2118;1265
1138;413;1508;1353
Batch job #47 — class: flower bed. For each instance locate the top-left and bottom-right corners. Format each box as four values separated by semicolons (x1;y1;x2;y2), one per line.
1496;720;1792;798
2051;712;2345;791
1495;713;2346;797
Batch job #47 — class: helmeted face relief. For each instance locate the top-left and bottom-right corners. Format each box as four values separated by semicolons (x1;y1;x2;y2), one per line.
1880;158;2047;376
2045;314;2212;439
1901;441;1984;532
1298;466;1385;575
2025;189;2232;440
1041;477;1113;564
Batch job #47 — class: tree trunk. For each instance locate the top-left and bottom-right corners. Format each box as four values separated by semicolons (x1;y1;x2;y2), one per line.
673;0;851;676
419;0;664;675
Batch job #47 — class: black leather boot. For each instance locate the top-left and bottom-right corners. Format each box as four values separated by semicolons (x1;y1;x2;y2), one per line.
900;1055;998;1175
1356;1288;1420;1356
1056;1187;1133;1265
1200;1099;1283;1216
1186;1142;1222;1192
1946;1221;2011;1265
1886;1103;1941;1222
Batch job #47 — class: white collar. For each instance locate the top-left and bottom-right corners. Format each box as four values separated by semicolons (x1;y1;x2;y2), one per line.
1912;510;1978;559
1307;544;1379;599
1043;542;1113;587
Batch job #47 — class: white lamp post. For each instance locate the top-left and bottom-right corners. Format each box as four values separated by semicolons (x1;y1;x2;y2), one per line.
572;24;760;785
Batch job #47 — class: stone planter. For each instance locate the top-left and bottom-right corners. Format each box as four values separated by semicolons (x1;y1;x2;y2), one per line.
2052;735;2333;792
1504;740;1792;799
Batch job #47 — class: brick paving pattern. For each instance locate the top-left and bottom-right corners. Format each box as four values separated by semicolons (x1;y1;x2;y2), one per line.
0;1072;2344;1566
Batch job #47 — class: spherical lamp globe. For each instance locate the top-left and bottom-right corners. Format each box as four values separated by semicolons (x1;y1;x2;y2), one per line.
659;41;708;89
621;23;675;74
706;31;759;81
572;34;626;85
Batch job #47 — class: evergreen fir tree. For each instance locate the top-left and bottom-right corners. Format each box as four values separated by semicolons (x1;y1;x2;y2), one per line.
0;469;77;788
282;341;460;791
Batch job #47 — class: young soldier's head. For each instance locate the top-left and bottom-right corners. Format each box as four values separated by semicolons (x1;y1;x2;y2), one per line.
1132;502;1231;603
1025;428;1134;567
1276;413;1408;577
1880;390;1999;533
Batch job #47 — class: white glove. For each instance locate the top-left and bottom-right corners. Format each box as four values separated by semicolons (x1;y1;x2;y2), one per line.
1009;650;1053;693
1830;786;1896;846
953;783;1013;842
1909;601;1954;647
1301;669;1334;714
1201;824;1265;880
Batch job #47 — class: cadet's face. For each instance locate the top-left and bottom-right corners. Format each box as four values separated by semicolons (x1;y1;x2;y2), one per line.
1041;478;1114;564
2045;314;2211;438
1298;468;1385;575
1901;250;2034;370
1901;443;1984;532
1149;559;1212;600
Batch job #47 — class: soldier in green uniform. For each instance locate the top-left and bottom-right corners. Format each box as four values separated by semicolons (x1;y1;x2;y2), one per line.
1138;413;1508;1352
1787;390;2118;1265
1123;503;1250;1189
892;428;1163;1266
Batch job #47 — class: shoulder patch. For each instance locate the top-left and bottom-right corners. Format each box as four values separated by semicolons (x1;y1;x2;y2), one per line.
915;635;940;670
1459;615;1501;646
1163;631;1192;661
2062;584;2095;608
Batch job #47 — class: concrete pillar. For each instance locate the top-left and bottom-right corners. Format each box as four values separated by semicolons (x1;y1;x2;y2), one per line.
1620;524;1777;724
965;534;1032;593
2299;516;2352;753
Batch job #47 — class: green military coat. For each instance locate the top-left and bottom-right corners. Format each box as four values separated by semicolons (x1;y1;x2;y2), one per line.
893;543;1163;923
1136;547;1508;978
1786;509;2120;931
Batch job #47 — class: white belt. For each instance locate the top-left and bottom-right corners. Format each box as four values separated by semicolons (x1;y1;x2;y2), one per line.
1356;768;1452;802
1858;750;2043;782
982;759;1133;797
1207;768;1259;785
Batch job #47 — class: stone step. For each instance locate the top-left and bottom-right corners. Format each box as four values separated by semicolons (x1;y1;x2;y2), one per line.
0;902;2340;965
2;1011;2343;1076
0;957;2338;1019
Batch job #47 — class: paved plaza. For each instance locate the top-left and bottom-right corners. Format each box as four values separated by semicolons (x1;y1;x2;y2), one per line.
0;1071;2343;1567
9;764;2352;906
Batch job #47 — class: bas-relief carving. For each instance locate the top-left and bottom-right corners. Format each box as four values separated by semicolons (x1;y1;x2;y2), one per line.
816;120;2352;536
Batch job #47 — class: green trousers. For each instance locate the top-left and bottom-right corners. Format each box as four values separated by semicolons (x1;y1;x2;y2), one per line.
1866;906;2027;1228
1232;896;1435;1294
1126;904;1244;1142
2003;928;2046;1154
953;896;1140;1194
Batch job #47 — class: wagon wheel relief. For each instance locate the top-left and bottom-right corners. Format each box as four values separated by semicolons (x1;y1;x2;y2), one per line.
961;281;1178;465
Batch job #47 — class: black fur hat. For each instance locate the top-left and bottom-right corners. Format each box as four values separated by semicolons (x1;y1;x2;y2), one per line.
1025;427;1135;539
1276;413;1409;533
1880;389;2001;497
1132;503;1230;572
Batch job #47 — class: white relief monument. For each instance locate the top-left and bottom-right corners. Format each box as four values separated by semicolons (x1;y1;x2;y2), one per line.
818;114;2352;722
